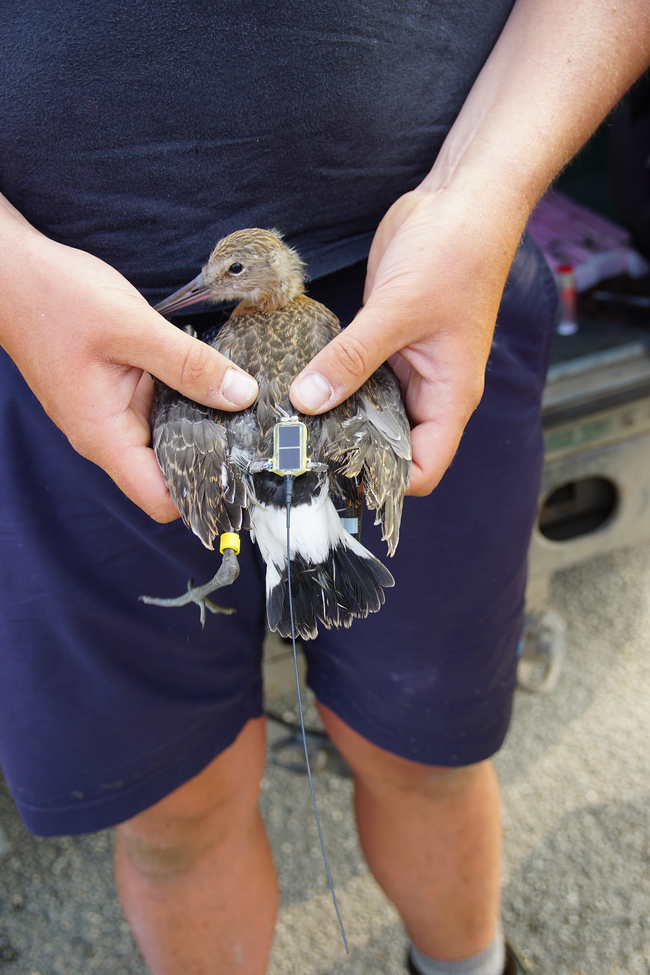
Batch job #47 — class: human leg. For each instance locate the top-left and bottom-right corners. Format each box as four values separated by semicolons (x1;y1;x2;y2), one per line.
318;705;502;961
0;345;273;974
305;237;557;969
114;716;277;975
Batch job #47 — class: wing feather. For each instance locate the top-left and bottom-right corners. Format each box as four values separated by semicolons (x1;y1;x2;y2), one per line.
323;364;411;555
151;380;251;547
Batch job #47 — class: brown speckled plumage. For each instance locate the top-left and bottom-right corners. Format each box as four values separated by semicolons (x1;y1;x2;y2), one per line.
147;229;411;639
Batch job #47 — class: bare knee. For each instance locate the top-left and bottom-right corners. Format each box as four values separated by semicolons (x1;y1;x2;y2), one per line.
116;717;266;880
117;807;240;880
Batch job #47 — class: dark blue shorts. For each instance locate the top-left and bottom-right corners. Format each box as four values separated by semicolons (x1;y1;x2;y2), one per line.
0;235;557;836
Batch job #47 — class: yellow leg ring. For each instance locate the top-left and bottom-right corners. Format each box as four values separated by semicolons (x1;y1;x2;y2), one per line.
219;532;241;555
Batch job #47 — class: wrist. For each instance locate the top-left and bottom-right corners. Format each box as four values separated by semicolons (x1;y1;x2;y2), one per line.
418;142;535;257
381;175;529;293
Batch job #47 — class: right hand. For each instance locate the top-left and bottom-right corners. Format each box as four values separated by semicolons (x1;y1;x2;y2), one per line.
0;200;258;521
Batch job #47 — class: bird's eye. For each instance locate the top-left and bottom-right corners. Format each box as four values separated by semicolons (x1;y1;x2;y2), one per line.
228;262;244;275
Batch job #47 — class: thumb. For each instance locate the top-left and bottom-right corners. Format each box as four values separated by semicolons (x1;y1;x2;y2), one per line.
126;312;259;410
289;302;395;413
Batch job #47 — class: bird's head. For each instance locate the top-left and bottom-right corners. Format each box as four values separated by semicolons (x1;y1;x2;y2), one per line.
155;229;306;316
204;229;306;311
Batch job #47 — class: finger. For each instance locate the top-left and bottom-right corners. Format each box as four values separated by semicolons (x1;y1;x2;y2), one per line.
386;351;412;390
67;400;182;522
131;370;155;426
406;419;465;496
108;442;181;522
63;368;181;522
289;299;399;413
122;312;259;411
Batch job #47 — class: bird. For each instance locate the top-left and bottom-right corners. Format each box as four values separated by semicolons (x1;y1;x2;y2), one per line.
141;228;411;640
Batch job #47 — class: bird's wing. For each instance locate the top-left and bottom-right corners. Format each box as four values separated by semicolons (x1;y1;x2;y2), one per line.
321;364;411;556
151;380;251;548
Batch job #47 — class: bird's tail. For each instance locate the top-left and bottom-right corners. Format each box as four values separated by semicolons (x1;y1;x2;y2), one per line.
265;525;394;641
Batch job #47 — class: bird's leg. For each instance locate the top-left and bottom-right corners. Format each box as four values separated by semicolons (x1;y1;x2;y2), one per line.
139;549;240;627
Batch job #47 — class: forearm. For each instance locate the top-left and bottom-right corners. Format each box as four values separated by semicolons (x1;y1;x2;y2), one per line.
423;0;650;234
365;0;650;330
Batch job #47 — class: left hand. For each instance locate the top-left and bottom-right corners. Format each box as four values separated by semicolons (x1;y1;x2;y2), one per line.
290;0;650;497
290;184;522;496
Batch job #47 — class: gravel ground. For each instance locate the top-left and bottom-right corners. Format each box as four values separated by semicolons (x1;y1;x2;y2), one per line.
1;541;650;974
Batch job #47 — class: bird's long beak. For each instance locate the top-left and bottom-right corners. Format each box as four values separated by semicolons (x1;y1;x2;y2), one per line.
155;272;212;314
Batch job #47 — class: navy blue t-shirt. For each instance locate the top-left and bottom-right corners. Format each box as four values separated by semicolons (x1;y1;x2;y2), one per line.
0;0;514;302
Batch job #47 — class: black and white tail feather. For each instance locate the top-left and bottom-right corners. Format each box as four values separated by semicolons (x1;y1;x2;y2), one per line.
251;477;395;641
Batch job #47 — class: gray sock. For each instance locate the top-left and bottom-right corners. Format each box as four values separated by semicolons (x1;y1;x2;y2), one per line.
409;925;505;975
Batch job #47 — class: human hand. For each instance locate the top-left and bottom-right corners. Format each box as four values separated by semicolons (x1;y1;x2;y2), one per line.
0;200;258;521
290;185;524;495
289;0;650;498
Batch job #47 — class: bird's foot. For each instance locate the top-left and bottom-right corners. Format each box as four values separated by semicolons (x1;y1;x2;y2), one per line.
140;581;237;627
140;550;240;627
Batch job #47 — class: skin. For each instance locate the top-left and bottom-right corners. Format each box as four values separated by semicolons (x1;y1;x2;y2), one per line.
114;715;501;974
2;1;650;972
114;719;279;975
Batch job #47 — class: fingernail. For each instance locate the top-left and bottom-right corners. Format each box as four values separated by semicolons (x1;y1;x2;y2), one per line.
292;372;333;411
221;368;258;406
